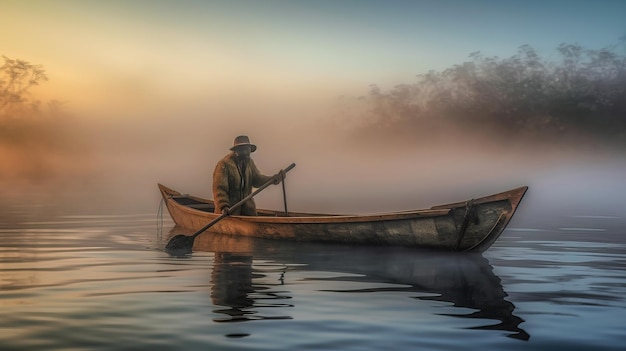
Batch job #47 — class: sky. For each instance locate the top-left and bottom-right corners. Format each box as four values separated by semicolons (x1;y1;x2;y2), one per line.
2;0;625;118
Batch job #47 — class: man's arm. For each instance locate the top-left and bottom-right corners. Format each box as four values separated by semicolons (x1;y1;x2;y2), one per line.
249;159;274;187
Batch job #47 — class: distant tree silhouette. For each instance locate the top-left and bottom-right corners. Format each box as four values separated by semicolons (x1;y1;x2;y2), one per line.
0;55;49;117
336;38;626;145
0;55;84;181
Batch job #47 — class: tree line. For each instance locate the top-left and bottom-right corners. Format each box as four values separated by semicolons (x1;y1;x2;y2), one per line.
335;38;626;146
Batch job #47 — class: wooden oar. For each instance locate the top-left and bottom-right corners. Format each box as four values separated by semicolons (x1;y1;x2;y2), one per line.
281;170;289;216
165;163;296;253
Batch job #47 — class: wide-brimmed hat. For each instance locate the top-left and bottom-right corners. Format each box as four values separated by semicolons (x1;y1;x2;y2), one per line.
230;135;257;152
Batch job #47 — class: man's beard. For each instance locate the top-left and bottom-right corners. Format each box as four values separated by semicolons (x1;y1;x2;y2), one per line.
236;153;250;162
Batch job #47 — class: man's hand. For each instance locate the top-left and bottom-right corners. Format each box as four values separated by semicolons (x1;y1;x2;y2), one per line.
221;206;231;214
273;170;285;185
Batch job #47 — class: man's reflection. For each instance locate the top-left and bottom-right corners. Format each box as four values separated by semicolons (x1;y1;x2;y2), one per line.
210;251;293;323
211;252;255;322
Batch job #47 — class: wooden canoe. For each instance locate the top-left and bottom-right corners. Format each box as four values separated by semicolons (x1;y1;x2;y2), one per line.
157;183;527;252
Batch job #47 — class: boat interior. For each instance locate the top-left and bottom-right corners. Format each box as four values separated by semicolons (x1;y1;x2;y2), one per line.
169;195;325;217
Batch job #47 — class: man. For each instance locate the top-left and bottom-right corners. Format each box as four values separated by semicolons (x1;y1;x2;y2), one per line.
212;135;282;216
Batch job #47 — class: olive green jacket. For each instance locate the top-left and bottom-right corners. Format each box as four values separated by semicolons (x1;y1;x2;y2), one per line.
212;152;273;215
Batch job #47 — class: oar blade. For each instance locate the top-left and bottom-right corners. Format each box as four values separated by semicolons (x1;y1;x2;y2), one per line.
165;234;195;252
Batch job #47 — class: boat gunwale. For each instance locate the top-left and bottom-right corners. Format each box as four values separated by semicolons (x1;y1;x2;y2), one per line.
158;183;526;225
163;195;453;224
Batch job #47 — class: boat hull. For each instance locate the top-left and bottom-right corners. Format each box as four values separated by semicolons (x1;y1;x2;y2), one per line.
158;184;527;252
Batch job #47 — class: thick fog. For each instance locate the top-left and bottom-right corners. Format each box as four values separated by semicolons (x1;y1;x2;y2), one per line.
2;95;624;222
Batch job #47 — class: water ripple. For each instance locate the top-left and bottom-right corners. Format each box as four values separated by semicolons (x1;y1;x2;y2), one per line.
1;206;626;350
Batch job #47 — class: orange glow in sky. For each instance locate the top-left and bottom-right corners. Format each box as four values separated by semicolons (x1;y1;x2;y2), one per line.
3;0;624;119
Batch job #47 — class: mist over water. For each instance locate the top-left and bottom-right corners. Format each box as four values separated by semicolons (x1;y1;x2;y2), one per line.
2;97;624;227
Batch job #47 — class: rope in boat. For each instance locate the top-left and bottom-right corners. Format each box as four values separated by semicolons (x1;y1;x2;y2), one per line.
156;198;165;240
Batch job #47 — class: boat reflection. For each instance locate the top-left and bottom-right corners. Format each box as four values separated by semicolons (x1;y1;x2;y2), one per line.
165;227;529;340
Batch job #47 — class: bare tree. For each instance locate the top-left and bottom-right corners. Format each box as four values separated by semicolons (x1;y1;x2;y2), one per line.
0;55;48;117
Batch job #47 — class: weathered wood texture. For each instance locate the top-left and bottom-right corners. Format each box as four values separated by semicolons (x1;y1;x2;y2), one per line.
158;184;527;252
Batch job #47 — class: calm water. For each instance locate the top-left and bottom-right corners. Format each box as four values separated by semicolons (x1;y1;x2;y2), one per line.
1;188;626;350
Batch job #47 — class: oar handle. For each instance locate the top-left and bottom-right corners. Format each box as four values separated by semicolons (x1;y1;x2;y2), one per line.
282;162;296;174
191;163;296;238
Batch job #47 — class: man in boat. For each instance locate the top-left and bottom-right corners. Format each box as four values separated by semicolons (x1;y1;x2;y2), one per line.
212;135;283;216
